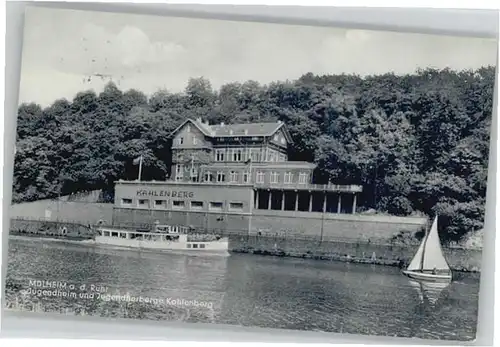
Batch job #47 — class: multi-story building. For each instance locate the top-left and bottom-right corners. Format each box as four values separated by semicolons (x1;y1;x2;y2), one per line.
170;118;313;184
112;118;375;238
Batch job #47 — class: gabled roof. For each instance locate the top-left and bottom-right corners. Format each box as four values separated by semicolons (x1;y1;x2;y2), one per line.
168;118;214;138
169;118;294;144
211;122;280;137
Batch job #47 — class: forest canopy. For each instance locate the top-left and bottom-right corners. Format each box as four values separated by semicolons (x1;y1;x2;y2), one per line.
14;67;495;242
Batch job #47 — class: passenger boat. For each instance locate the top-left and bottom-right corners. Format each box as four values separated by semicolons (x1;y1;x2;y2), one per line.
93;223;230;256
402;215;452;282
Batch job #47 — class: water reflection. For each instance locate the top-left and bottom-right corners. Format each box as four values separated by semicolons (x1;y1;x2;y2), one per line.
408;280;450;307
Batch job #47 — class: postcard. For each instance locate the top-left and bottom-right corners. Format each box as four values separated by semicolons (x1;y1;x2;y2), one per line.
4;5;498;342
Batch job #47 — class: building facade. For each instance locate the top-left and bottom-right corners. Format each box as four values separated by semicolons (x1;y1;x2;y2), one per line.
112;119;366;235
169;118;313;185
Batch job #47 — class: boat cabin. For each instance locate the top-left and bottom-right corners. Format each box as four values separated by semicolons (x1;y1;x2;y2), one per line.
153;224;189;234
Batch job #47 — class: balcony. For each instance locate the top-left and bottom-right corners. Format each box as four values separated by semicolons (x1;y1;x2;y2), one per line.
253;182;363;193
116;179;363;193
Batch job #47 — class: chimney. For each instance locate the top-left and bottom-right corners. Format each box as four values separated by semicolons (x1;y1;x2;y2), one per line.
196;117;202;123
220;122;225;126
277;120;282;124
229;129;233;135
244;129;248;135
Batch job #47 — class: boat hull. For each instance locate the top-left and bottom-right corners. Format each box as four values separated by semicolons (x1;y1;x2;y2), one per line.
93;235;230;256
402;270;452;282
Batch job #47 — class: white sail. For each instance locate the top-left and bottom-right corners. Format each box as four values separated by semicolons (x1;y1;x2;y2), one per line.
407;234;427;271
421;216;450;271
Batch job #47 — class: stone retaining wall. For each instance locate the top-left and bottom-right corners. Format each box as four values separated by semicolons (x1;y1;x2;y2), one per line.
227;235;482;272
9;219;94;239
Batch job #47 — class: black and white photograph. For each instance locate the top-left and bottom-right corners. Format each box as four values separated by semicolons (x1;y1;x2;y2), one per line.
3;5;498;342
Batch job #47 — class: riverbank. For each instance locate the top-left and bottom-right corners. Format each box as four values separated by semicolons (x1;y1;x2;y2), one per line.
231;248;480;273
229;234;482;273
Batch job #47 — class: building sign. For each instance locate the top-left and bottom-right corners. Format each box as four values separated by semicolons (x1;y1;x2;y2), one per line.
136;189;194;199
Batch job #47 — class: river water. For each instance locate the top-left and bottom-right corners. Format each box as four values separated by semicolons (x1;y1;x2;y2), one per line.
4;236;480;341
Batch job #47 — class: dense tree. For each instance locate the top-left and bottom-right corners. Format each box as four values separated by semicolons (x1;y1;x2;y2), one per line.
12;67;495;242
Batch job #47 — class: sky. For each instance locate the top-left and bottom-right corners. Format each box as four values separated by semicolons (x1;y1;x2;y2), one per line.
19;6;498;107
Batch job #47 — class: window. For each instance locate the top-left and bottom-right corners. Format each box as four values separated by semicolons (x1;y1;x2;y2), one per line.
230;171;238;183
121;198;132;205
217;171;225;182
200;244;206;249
176;164;183;181
193;244;199;249
266;150;276;162
193;136;198;145
179;137;184;145
243;171;250;183
154;200;165;207
229;202;244;211
173;200;185;209
187;244;192;248
274;134;279;141
270;172;279;184
269;150;277;162
250;149;260;162
204;171;213;182
138;199;149;207
191;201;203;209
279;153;286;162
190;167;197;178
281;137;286;144
216;149;225;162
299;173;308;184
284;172;293;184
186;125;191;132
252;137;259;140
209;202;223;211
233;149;242;161
256;171;265;183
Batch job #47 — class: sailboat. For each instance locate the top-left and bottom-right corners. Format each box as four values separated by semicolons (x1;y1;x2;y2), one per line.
402;216;452;282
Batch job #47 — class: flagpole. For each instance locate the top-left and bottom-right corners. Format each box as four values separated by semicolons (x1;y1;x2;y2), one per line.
138;155;143;181
249;159;252;183
191;155;194;181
